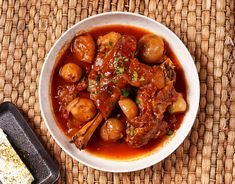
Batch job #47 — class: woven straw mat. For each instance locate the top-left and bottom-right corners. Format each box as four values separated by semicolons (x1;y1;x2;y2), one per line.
0;0;234;183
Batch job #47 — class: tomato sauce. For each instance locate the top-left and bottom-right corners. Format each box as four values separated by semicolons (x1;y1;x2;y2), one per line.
51;25;187;160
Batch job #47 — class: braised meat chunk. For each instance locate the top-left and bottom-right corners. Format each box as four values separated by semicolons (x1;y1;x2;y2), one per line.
126;82;178;148
88;35;137;119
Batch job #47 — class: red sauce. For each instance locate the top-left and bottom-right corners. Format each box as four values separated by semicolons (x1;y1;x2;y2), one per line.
51;25;187;160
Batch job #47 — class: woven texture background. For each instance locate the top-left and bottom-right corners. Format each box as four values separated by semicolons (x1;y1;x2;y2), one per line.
0;0;234;183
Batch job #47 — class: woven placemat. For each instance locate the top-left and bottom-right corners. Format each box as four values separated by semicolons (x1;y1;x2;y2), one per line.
0;0;234;183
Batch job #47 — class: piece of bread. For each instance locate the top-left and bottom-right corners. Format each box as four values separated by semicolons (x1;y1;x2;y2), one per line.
0;128;34;184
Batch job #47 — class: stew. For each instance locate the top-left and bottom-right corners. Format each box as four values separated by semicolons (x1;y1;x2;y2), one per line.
51;25;187;159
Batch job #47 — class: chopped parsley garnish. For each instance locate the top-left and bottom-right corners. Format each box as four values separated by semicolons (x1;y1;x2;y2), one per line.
121;88;129;97
110;102;115;107
132;71;138;81
140;76;145;81
113;79;118;85
135;98;140;104
88;80;96;90
117;67;125;74
168;105;174;113
73;93;78;97
167;130;174;136
114;58;119;69
95;75;100;81
109;41;113;46
114;57;125;75
81;75;86;82
130;127;135;136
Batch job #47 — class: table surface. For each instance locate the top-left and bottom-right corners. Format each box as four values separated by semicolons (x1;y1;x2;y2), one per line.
0;0;234;183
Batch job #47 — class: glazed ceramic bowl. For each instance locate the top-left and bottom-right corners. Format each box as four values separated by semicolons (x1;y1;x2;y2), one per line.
39;12;200;172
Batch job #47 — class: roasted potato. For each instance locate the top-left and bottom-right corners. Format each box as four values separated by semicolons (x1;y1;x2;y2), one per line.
138;34;165;64
60;63;82;83
97;32;121;52
118;98;138;119
168;94;187;114
71;33;95;63
69;98;97;122
100;118;125;142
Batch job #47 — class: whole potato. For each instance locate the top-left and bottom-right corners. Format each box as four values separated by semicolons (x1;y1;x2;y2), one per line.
100;118;125;142
60;63;82;83
70;98;97;122
168;94;187;114
97;32;121;52
118;98;138;119
138;34;165;64
71;33;95;64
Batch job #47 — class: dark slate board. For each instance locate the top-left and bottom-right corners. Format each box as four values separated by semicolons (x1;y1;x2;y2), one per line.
0;102;60;184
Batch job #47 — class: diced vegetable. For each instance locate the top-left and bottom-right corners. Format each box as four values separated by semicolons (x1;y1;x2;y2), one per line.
168;94;187;114
167;130;174;135
132;71;138;81
135;98;140;104
118;98;138;119
120;89;129;97
130;127;135;136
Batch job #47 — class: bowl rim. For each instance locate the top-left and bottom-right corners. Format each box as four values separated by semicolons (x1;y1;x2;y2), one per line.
39;12;200;172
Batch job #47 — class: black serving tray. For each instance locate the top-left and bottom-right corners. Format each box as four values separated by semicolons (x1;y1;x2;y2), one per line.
0;102;60;184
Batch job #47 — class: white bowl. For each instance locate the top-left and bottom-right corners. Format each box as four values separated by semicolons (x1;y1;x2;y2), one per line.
39;12;200;172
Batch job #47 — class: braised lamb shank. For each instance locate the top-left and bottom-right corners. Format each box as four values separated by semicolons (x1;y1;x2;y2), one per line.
72;32;184;149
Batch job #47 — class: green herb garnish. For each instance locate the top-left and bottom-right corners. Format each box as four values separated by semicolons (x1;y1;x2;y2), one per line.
73;93;78;97
132;71;138;81
167;130;174;136
110;102;115;107
95;75;100;81
81;75;86;82
130;127;135;136
114;57;125;75
135;98;140;104
121;88;129;97
88;80;96;90
140;76;145;81
109;41;113;46
113;79;118;85
168;105;174;113
117;67;125;74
